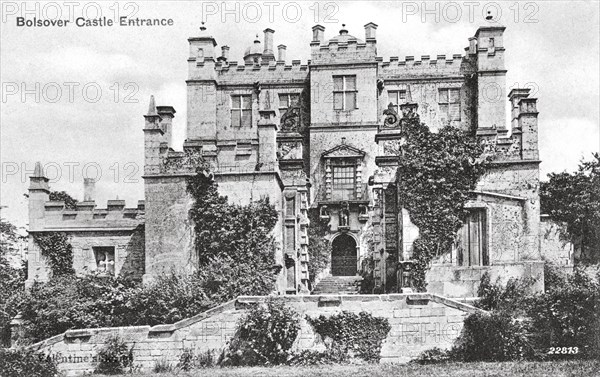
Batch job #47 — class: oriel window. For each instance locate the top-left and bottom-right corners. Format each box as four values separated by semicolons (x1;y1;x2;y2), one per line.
332;161;356;200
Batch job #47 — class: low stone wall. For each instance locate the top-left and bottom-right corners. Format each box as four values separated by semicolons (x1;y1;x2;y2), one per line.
428;261;545;297
29;293;483;375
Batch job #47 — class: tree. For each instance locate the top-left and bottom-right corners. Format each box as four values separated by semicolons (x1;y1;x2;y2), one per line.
541;153;600;263
0;218;26;346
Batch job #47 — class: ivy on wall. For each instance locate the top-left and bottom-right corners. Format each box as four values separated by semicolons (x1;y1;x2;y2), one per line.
307;311;391;363
49;191;78;210
394;112;489;291
186;167;279;299
33;233;75;277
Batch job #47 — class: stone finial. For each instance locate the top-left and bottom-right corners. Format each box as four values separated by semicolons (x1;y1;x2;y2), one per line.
146;95;158;117
199;22;206;32
33;161;45;178
339;24;348;35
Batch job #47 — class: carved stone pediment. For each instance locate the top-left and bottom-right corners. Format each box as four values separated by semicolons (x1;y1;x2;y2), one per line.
321;143;365;159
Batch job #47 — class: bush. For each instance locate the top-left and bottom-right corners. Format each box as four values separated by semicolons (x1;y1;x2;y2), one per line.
18;274;139;342
307;311;391;363
412;347;451;365
220;298;301;366
451;311;537;362
527;267;600;359
178;348;215;371
152;358;173;373
476;272;536;314
287;349;347;366
0;347;58;377
94;335;134;375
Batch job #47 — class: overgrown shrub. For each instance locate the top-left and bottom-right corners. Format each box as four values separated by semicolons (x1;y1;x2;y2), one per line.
18;274;139;342
94;335;134;375
451;311;537;362
287;348;347;366
412;347;451;365
152;358;173;373
125;272;214;326
220;299;301;366
476;272;536;313
527;267;600;359
307;208;331;287
0;347;58;377
178;348;215;370
307;311;391;363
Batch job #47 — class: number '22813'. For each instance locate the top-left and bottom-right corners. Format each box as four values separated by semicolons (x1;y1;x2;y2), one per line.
548;347;579;354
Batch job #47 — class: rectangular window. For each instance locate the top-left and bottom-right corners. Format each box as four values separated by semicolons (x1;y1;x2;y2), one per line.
332;164;356;200
93;247;116;275
439;88;461;122
458;210;488;266
278;93;300;114
231;95;252;127
388;90;406;114
333;75;357;110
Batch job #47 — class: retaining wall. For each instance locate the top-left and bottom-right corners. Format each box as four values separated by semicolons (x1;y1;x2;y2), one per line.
29;293;483;375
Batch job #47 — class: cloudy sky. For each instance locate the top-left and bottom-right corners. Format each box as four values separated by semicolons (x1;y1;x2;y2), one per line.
1;1;599;227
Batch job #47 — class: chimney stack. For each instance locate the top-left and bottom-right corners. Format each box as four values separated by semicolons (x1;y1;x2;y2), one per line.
83;178;95;201
218;45;230;62
263;28;275;62
312;25;325;43
277;44;287;62
468;37;477;54
364;22;378;40
157;106;176;148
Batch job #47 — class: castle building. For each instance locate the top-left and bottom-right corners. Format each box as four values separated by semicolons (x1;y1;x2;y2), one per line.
27;21;561;297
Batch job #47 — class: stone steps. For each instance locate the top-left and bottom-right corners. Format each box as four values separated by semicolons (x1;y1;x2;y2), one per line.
312;276;363;294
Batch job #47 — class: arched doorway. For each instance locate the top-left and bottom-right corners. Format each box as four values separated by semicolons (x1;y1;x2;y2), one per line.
331;234;357;276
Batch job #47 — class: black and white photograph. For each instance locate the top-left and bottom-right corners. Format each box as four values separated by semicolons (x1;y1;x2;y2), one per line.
0;1;599;376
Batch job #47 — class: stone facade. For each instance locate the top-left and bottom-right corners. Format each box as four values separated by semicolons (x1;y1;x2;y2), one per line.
27;21;570;296
29;293;482;375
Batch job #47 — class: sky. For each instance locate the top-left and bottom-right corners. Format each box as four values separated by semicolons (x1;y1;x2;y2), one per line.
1;0;599;228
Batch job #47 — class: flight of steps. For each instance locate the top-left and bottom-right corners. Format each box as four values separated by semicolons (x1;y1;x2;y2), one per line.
311;276;363;295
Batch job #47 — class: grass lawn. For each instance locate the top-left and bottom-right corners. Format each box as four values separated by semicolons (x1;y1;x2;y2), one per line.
109;360;599;377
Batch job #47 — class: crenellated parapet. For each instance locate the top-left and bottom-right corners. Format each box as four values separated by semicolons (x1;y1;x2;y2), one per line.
379;54;475;79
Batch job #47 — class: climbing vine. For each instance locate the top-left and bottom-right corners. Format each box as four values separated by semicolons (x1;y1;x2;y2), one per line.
394;113;490;290
186;167;279;299
33;233;75;277
49;191;78;210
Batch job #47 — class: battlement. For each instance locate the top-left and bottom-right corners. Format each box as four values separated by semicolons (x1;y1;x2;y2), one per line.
28;199;145;232
379;53;474;78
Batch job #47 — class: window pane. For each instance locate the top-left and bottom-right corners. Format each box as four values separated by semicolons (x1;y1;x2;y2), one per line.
399;90;406;101
346;76;356;90
333;77;343;91
345;92;356;110
439;89;448;103
232;110;241;127
242;109;252;127
388;91;398;105
449;89;460;103
242;95;252;109
231;95;240;109
334;92;343;110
